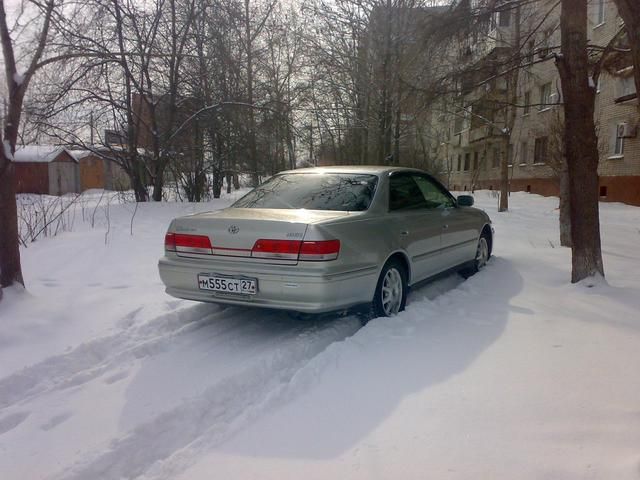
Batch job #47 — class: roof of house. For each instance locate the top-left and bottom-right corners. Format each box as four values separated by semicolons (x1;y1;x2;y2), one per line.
13;146;78;163
68;150;93;160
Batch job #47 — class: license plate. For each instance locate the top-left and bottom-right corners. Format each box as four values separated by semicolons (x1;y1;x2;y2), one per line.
197;274;257;295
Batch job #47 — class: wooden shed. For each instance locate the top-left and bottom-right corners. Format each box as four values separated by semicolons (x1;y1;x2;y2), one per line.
14;146;80;195
71;150;131;191
74;150;105;190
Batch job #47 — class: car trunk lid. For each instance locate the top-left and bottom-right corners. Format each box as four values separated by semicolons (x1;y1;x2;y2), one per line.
170;208;348;264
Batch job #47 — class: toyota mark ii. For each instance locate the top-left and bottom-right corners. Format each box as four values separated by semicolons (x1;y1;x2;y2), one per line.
158;166;493;317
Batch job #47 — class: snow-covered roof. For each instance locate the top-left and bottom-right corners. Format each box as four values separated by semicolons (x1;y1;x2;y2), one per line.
13;146;77;163
68;150;93;160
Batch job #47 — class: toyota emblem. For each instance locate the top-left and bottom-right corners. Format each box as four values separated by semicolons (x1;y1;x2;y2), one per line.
228;225;240;234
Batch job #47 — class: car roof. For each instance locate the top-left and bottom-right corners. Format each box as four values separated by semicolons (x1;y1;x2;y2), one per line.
278;165;427;176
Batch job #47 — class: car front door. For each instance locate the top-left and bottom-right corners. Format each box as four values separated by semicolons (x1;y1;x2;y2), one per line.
388;173;446;283
412;175;478;268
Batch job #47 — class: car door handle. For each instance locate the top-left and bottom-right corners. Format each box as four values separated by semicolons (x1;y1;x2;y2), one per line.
400;230;409;236
442;224;449;230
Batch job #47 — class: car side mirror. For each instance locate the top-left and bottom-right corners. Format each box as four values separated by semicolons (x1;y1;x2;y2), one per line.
457;195;474;207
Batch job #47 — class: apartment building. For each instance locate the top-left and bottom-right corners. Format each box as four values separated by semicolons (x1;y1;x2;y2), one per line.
444;0;640;205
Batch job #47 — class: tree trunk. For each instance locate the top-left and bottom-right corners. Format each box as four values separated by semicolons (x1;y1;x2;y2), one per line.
559;158;572;247
131;163;149;203
499;5;521;212
0;54;27;291
499;146;509;211
0;156;23;290
212;172;222;199
245;0;259;187
556;0;604;282
152;168;164;201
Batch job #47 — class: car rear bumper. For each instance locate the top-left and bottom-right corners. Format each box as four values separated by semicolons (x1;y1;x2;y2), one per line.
158;256;378;313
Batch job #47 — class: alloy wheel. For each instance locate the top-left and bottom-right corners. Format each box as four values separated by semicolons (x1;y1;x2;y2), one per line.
381;267;403;315
476;236;489;270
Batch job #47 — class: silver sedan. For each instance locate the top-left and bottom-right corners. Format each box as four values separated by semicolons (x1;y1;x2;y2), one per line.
158;166;493;317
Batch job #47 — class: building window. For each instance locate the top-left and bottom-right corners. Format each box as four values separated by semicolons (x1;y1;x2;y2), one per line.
520;142;528;165
539;83;552;110
614;134;624;156
464;153;471;171
526;40;535;64
599;186;607;197
534;137;548;164
457;155;462;171
523;91;531;114
538;30;552;58
492;148;500;168
473;151;479;170
595;0;605;25
454;116;464;134
613;124;625;156
617;75;637;100
498;9;510;27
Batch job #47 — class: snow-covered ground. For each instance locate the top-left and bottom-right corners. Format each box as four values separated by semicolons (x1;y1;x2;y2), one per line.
1;191;640;480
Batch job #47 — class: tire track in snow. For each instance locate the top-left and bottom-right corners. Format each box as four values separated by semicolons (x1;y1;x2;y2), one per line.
0;303;247;410
53;317;361;480
52;274;464;480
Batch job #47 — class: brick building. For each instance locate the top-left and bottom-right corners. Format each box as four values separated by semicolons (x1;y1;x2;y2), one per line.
444;0;639;205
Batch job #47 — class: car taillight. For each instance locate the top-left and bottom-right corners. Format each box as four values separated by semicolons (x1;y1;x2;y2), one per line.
172;233;213;254
250;239;340;261
252;239;302;260
299;240;341;261
164;232;176;251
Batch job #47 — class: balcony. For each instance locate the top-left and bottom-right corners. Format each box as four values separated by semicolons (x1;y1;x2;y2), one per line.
469;125;506;143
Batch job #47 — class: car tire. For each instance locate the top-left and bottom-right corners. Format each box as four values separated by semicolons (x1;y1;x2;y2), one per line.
460;232;491;278
372;258;408;318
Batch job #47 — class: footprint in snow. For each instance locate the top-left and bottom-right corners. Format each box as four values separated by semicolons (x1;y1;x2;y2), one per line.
165;300;181;310
117;307;144;328
0;411;30;436
41;412;72;431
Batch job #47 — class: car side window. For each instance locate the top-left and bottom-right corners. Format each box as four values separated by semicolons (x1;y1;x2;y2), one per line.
389;175;429;211
412;175;456;209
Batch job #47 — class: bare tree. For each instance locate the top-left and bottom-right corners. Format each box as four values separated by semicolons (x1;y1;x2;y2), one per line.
555;0;604;282
546;109;571;247
0;0;59;294
242;0;277;186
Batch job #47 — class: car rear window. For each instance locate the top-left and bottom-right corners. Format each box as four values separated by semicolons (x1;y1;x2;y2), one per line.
232;173;379;211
